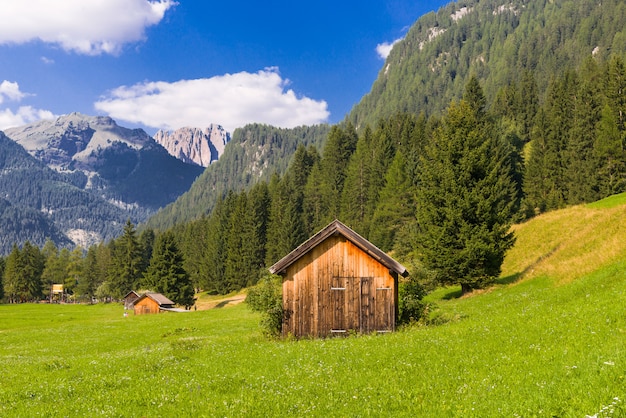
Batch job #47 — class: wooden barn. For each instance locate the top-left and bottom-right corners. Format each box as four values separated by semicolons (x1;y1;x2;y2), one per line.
269;220;408;338
133;293;176;315
123;290;140;310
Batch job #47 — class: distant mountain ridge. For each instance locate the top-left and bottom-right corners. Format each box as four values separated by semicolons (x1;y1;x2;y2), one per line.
5;113;151;172
153;125;230;167
0;113;205;252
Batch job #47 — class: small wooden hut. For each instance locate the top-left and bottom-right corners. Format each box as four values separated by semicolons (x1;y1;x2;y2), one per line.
123;291;140;310
269;220;408;338
133;293;175;315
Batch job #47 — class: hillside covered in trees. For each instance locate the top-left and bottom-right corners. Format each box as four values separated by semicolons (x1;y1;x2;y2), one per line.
145;124;330;230
347;0;626;129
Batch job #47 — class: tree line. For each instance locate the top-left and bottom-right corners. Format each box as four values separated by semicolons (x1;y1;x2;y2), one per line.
1;55;625;302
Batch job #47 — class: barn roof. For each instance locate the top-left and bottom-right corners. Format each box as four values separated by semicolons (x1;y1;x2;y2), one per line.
134;292;175;307
269;219;409;277
123;290;140;300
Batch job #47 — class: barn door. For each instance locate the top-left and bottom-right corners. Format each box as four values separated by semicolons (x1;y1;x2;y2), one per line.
360;277;375;333
330;276;346;334
375;286;394;332
331;277;393;335
361;278;394;333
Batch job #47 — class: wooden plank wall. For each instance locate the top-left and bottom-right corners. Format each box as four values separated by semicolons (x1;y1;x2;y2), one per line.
134;298;159;315
282;235;396;337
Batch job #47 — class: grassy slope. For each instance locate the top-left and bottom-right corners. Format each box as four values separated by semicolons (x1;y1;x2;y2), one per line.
1;196;626;417
500;193;626;287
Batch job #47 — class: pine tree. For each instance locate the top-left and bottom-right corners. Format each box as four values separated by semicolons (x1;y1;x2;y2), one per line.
369;151;414;252
138;228;156;274
340;126;374;236
319;124;358;219
302;160;332;234
19;242;44;302
180;217;208;290
522;108;551;216
201;193;233;294
65;247;84;296
416;79;516;295
248;181;271;271
109;219;143;299
75;246;100;302
142;231;195;308
41;240;63;300
595;103;626;195
266;173;307;265
224;191;262;291
3;244;22;303
565;62;602;204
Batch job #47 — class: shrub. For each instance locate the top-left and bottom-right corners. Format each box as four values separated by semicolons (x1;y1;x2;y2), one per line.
398;276;428;324
246;274;283;337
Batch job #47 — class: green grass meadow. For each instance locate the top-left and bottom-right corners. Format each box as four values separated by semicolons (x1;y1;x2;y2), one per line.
2;199;626;417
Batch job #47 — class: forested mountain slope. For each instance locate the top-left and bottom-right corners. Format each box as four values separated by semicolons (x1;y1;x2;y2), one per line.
0;132;126;253
0;114;205;253
145;123;329;230
347;0;626;129
5;114;204;217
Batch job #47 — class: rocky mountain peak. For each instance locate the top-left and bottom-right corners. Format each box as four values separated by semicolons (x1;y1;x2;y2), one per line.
4;112;153;170
153;124;230;167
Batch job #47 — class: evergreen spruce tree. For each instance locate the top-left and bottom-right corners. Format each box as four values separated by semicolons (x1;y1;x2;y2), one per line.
247;181;271;271
41;240;63;300
201;193;233;294
75;246;100;302
368;119;398;213
143;231;195;308
138;228;155;274
20;241;44;302
565;61;602;204
416;78;516;295
265;173;307;265
340;126;374;236
369;151;414;252
605;56;626;133
543;71;578;209
595;103;626;196
517;70;539;142
302;160;332;234
3;244;22;303
316;124;358;221
224;191;262;291
109;219;143;299
180;217;208;290
522;108;551;216
65;247;84;296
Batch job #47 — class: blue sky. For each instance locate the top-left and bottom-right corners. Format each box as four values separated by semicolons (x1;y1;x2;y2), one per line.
0;0;450;134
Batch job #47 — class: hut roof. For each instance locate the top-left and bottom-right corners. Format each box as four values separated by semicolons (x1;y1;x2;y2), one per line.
123;290;140;299
269;219;408;277
135;292;175;307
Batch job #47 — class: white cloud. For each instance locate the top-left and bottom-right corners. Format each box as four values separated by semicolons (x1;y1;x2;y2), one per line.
0;80;55;130
0;81;27;103
376;38;403;60
0;106;55;130
0;0;177;55
94;68;330;132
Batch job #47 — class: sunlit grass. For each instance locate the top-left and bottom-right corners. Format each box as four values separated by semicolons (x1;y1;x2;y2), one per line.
2;195;626;416
502;194;626;285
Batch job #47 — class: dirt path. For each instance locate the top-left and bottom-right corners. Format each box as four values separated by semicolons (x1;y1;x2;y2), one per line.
195;294;246;311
